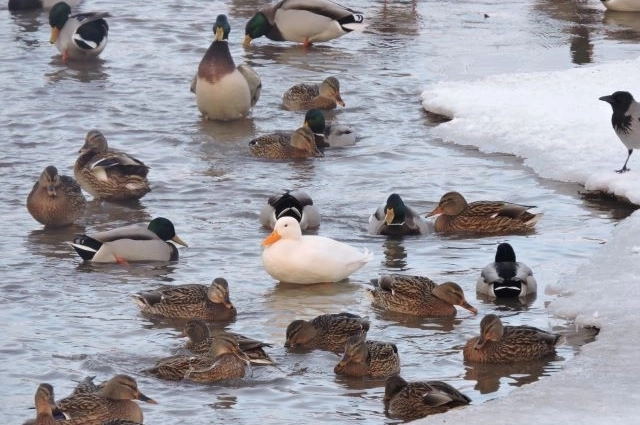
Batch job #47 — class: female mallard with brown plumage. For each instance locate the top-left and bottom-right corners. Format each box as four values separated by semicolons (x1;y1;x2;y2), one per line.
334;333;400;378
53;375;156;425
30;383;56;425
463;314;560;363
282;76;344;111
383;376;471;421
70;217;187;263
180;319;274;365
144;334;250;383
74;130;150;201
285;312;369;352
249;125;323;159
131;277;236;321
26;165;86;228
195;14;261;121
426;191;543;234
366;274;477;317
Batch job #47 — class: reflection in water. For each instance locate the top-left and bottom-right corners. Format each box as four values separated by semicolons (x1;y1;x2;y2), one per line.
570;25;593;65
476;293;537;311
463;358;554;394
381;238;408;270
602;10;640;38
45;58;109;83
198;116;258;143
208;394;239;410
8;9;42;48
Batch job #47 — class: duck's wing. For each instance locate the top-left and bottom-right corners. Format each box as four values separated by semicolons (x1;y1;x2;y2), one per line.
237;64;262;107
88;224;157;243
280;0;364;27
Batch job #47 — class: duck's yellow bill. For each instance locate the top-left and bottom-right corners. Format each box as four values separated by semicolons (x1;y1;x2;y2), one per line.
50;27;60;44
262;230;281;246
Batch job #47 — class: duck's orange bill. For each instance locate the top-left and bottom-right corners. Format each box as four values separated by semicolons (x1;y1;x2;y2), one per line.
262;230;281;246
50;27;60;44
426;206;443;217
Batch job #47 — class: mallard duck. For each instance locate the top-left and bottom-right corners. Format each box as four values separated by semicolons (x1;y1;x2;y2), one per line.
54;375;156;425
244;0;365;47
368;193;429;236
477;242;537;299
70;376;99;396
195;14;261;121
249;126;323;160
261;216;373;284
31;383;56;425
334;333;400;378
463;314;561;363
144;334;250;383
367;275;477;317
26;165;86;228
131;277;236;321
282;76;344;111
70;217;187;263
74;130;150;201
8;0;81;11
304;108;356;148
285;312;369;352
180;319;274;365
48;1;109;61
383;376;471;421
259;189;320;231
426;191;543;234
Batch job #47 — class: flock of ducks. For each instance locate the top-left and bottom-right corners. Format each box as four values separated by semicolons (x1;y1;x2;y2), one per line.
15;0;563;423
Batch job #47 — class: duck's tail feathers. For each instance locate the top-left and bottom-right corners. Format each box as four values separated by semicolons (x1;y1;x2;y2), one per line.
339;13;366;32
69;235;102;261
361;247;374;263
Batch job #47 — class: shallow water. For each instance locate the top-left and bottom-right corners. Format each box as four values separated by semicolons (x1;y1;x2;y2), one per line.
2;0;639;423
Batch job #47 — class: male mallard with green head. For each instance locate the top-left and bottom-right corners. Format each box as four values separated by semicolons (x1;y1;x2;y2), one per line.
48;1;109;61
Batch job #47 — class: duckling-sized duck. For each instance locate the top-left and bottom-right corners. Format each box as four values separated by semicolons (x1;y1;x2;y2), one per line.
283;76;344;111
70;217;187;263
54;375;156;425
334;333;400;378
74;130;150;202
30;383;57;425
180;319;274;365
463;314;561;363
367;275;477;317
244;0;365;47
368;193;429;236
9;0;81;11
304;108;356;148
285;312;369;352
249;126;323;160
384;376;471;421
144;334;250;383
262;216;373;284
131;277;236;321
48;1;109;61
426;191;543;234
259;189;320;231
27;165;86;228
195;14;261;121
477;242;537;299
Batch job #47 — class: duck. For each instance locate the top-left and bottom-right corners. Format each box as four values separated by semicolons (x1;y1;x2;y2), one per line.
180;319;274;365
477;242;537;299
259;189;321;231
48;1;109;61
366;275;477;317
285;312;369;352
243;0;365;48
144;334;250;383
282;76;345;111
426;191;543;234
131;277;236;321
195;14;261;121
304;108;357;148
74;130;150;202
70;376;99;396
383;376;471;421
249;126;323;160
26;165;86;228
8;0;81;11
463;314;561;363
31;383;56;425
54;375;156;425
368;193;430;236
70;217;187;263
334;333;400;378
261;216;373;284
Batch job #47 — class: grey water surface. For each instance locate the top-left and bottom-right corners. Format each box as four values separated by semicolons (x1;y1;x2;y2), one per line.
2;0;639;423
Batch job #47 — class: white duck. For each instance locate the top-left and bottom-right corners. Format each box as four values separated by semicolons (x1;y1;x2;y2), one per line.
195;14;261;121
477;242;537;299
259;189;321;231
48;1;110;61
261;216;373;284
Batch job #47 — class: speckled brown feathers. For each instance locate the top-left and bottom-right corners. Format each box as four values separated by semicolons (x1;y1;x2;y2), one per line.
334;334;400;378
464;314;560;363
249;126;323;159
27;165;86;228
32;383;56;425
282;76;344;111
285;312;369;352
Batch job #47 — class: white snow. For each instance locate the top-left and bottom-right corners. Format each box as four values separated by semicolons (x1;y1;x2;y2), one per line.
417;57;640;423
